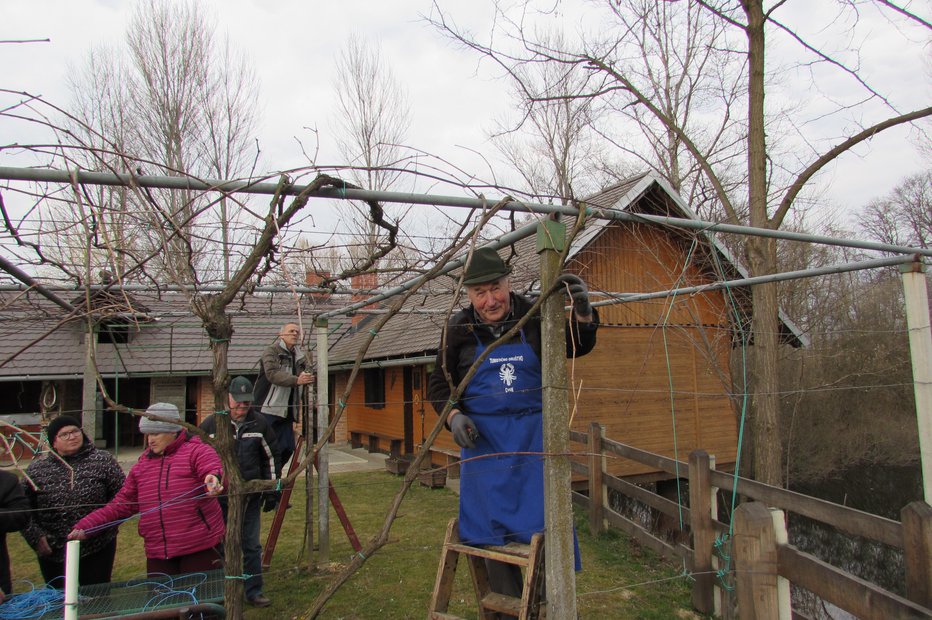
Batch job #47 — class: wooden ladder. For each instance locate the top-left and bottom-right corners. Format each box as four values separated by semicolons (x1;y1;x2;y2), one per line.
428;518;546;620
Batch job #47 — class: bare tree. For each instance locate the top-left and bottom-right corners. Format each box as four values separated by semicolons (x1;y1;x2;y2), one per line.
331;36;412;263
492;30;611;203
859;170;932;249
431;0;932;485
199;39;261;282
57;0;261;286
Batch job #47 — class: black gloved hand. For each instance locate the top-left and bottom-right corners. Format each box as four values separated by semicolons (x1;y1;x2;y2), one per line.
449;413;479;449
555;273;592;317
262;491;280;513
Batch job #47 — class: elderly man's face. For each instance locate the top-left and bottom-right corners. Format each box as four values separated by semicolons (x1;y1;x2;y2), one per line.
227;393;251;423
466;277;512;325
280;324;301;349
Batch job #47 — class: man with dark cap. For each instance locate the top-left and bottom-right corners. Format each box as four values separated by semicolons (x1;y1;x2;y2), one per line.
201;376;281;608
427;246;599;607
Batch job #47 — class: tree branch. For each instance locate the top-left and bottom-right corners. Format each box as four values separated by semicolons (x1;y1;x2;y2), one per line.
773;106;932;227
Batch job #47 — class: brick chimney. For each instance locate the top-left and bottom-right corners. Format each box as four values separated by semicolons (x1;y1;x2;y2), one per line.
350;272;379;326
305;270;332;302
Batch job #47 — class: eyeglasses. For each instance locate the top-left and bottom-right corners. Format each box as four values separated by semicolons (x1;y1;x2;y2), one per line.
57;429;82;440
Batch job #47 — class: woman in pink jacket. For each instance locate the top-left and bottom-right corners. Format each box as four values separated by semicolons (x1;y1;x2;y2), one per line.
69;403;225;576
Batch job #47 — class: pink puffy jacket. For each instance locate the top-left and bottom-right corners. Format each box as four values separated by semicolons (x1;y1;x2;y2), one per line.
74;432;224;560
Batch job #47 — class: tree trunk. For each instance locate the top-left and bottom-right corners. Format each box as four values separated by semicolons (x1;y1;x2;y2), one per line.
744;0;783;487
200;303;247;619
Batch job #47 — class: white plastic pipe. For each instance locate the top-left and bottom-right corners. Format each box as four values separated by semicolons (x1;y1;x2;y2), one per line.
901;263;932;502
64;540;80;620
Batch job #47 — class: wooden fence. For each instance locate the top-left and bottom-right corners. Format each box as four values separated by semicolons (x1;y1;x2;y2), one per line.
571;422;932;619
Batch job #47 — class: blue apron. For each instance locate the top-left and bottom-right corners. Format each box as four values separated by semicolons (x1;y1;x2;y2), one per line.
458;329;580;569
459;329;544;547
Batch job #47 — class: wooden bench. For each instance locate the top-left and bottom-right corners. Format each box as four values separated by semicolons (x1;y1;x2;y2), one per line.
350;431;402;458
427;446;461;479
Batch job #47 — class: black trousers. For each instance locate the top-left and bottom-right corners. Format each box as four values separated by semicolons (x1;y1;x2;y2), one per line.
39;538;117;588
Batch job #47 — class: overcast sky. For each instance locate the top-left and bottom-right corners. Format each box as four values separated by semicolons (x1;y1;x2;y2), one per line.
2;0;930;231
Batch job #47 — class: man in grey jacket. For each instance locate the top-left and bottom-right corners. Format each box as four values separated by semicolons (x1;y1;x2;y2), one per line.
252;323;313;466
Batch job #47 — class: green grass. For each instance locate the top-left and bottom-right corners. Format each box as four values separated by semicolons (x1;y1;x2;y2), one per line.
8;470;702;619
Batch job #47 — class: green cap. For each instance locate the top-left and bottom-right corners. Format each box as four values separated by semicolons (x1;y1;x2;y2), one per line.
463;248;512;285
229;376;254;402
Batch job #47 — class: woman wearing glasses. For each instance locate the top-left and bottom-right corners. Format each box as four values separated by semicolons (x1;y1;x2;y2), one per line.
22;415;125;587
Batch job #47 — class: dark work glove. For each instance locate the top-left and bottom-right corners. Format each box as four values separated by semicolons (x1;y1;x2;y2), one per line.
555;273;592;317
449;413;479;449
262;491;280;513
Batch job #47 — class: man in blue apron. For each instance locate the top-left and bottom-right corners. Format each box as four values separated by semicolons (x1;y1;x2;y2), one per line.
427;246;599;604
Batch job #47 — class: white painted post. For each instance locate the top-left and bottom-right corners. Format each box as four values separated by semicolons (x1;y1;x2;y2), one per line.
771;509;792;620
316;318;330;564
64;540;80;620
901;262;932;502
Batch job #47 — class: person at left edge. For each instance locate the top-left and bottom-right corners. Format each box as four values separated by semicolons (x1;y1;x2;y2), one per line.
68;403;225;576
0;468;28;602
201;376;281;608
22;415;124;587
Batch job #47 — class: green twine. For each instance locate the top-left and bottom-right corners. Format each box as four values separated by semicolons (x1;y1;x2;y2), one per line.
447;399;458;408
337;399;346;410
356;551;367;560
716;568;736;592
276;479;283;491
224;573;253;580
368;328;378;336
713;534;731;563
216;410;229;416
680;565;695;583
209;337;230;343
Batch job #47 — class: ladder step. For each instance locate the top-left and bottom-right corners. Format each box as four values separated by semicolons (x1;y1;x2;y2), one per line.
446;542;532;565
481;592;523;615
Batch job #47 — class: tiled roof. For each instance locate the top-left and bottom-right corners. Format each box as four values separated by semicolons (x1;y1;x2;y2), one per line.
0;290;345;379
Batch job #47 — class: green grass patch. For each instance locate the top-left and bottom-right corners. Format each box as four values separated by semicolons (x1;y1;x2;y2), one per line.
7;470;702;618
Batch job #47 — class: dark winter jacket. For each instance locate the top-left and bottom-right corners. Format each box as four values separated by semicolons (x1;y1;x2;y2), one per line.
427;292;599;416
74;432;224;561
22;438;124;562
0;469;28;594
200;408;281;482
253;340;308;422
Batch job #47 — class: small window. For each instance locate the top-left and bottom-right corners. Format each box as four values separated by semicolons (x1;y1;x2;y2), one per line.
364;368;385;409
98;318;132;344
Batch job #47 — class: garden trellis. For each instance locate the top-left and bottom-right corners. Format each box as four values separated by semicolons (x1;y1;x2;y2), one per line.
1;165;931;617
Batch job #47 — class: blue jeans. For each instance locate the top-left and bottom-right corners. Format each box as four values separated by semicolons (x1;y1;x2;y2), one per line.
242;495;264;599
222;495;264;599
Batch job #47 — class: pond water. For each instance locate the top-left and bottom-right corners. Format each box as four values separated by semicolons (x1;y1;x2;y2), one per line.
607;461;924;617
788;462;923;597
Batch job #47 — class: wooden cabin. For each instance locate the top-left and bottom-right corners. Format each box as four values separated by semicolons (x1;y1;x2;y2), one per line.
325;173;804;479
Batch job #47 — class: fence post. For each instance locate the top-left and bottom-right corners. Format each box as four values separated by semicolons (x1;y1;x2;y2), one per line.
689;450;715;614
734;502;790;620
900;261;932;502
902;501;932;608
588;422;605;536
